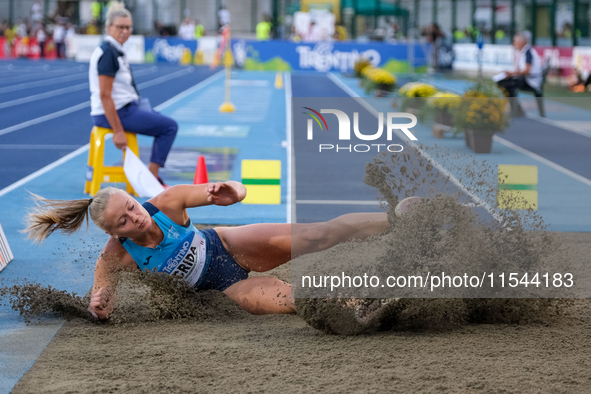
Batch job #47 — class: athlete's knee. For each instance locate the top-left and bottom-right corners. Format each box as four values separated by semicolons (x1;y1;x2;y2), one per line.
301;223;338;251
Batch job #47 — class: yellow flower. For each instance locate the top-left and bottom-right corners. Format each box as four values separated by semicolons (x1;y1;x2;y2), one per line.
368;68;396;85
399;82;437;97
354;58;372;75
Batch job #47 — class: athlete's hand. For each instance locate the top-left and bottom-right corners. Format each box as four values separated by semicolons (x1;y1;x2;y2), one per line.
89;287;114;321
112;131;128;150
206;182;241;206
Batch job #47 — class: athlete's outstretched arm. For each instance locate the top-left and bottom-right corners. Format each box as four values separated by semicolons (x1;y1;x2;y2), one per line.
152;182;246;211
89;237;138;320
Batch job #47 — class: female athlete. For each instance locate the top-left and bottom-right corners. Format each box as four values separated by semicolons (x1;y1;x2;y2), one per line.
23;183;408;320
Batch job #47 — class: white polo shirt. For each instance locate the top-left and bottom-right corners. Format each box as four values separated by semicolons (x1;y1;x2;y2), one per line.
515;44;543;91
89;35;139;116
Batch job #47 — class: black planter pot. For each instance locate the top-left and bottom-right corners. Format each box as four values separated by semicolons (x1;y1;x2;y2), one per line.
465;130;493;153
435;110;453;127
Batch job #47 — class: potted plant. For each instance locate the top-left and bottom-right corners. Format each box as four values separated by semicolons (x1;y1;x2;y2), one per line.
398;82;438;115
354;58;372;84
452;89;509;153
425;92;461;138
361;67;397;97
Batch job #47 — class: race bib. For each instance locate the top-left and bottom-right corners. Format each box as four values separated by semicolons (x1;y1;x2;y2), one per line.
156;231;207;287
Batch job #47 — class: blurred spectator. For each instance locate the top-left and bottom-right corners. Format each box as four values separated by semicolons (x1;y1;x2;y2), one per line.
256;14;272;41
194;19;205;38
453;29;466;41
91;1;101;22
31;2;43;23
5;23;15;43
303;21;324;42
36;23;46;57
423;23;445;69
87;20;99;35
288;25;302;42
385;21;398;42
561;23;573;39
16;19;28;38
218;5;230;31
178;16;195;40
154;20;165;36
334;22;347;41
54;18;66;59
65;22;76;57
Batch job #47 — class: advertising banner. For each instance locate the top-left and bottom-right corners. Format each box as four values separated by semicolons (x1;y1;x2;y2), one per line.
0;37;51;59
454;43;574;77
572;47;591;75
0;37;6;57
452;43;513;73
145;37;197;64
144;36;220;65
231;39;429;73
534;46;573;77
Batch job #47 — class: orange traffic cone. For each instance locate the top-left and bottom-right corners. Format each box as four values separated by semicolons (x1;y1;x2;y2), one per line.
194;155;209;184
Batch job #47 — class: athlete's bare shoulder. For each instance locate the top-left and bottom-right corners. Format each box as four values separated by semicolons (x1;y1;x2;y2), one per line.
99;235;137;269
146;186;189;226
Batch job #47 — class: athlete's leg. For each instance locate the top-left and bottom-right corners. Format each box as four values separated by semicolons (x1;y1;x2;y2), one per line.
222;276;295;314
214;212;389;272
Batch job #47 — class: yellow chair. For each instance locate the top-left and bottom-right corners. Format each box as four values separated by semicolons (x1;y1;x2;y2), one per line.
84;126;139;196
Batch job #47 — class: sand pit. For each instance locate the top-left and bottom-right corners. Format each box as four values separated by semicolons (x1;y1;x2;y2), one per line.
1;232;589;393
4;148;591;392
4;238;590;393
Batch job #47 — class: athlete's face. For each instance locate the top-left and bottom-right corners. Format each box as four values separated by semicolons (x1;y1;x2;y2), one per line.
102;193;152;238
107;16;132;45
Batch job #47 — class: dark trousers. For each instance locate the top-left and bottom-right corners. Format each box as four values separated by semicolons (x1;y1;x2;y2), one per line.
55;42;66;58
92;101;178;167
497;75;536;97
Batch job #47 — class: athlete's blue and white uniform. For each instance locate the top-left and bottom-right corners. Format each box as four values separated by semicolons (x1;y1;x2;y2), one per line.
119;202;248;291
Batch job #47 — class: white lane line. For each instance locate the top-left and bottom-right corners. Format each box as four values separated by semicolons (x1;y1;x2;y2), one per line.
285;71;294;224
0;83;88;110
297;200;381;205
0;67;158;106
0;144;82;149
136;66;195;89
0;71;224;198
0;145;92;198
0;67;160;109
327;72;507;225
0;67;201;137
526;116;591;139
0;102;91;137
0;66;84;84
493;135;591;187
153;69;223;110
0;72;89;94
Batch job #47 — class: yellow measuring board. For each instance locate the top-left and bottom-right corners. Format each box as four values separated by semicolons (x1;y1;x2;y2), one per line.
497;165;538;210
241;160;281;204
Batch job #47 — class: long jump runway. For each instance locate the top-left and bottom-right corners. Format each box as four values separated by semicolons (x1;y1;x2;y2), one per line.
0;62;590;392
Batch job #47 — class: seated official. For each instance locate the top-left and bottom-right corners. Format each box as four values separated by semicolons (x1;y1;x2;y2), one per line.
496;33;543;98
89;3;178;187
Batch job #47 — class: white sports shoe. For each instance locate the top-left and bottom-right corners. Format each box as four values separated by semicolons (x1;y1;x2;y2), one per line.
394;197;425;218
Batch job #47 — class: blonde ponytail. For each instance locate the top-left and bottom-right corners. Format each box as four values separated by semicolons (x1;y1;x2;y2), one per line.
23;187;129;243
23;193;92;243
